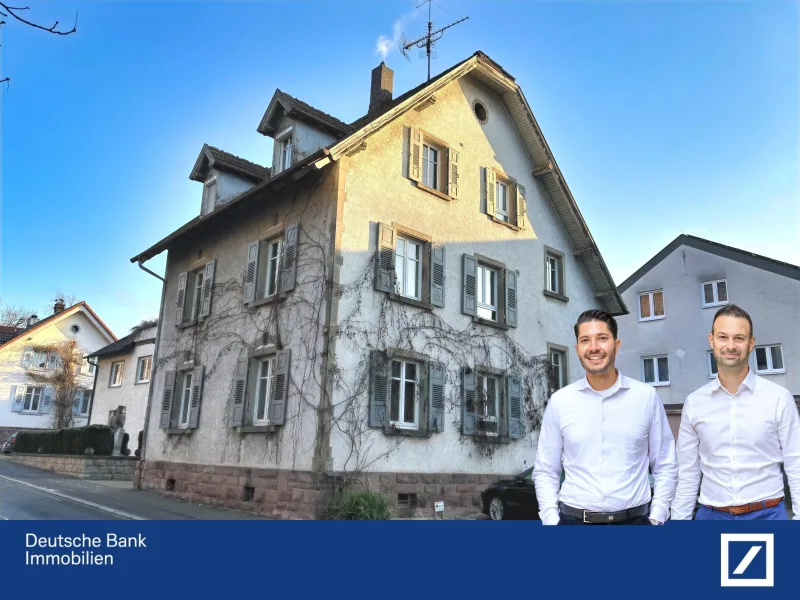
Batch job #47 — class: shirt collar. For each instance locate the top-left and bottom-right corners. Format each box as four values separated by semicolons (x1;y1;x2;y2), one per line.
578;370;629;394
711;368;756;394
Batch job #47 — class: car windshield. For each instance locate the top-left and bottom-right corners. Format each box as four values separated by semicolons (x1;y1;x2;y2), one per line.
518;467;534;480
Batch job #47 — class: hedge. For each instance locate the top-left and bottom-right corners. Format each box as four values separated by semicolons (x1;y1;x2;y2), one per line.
15;425;114;456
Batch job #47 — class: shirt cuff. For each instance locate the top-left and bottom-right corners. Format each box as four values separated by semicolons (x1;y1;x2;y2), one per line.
540;507;560;526
649;503;669;524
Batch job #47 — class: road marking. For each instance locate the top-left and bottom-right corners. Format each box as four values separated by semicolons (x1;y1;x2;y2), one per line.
0;474;145;520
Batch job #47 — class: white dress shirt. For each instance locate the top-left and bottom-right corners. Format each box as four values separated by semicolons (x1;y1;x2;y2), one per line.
533;372;678;525
671;369;800;520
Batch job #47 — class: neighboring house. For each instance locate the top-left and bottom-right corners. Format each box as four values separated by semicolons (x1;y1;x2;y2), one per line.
87;323;157;450
131;52;627;518
0;301;117;440
616;234;800;440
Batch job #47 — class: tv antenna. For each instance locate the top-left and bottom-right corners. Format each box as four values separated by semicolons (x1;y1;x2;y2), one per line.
400;0;468;81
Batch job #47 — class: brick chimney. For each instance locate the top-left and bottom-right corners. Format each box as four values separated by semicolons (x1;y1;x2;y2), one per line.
369;62;394;115
53;299;66;314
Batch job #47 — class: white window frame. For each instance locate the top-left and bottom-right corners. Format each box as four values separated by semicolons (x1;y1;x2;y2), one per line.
22;386;43;413
136;356;152;384
476;373;500;437
389;359;419;430
394;236;423;301
421;142;443;191
110;361;124;387
202;176;218;214
546;253;562;295
707;350;718;378
190;268;205;321
701;279;729;308
637;290;665;322
549;349;567;390
754;344;785;375
253;356;276;425
476;263;499;322
641;355;670;386
277;134;293;173
495;180;509;222
178;371;193;428
262;237;282;299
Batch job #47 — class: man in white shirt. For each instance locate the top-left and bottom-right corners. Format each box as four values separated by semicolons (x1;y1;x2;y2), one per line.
533;309;678;525
671;305;800;521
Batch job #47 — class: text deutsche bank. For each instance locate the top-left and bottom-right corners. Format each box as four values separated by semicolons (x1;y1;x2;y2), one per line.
24;533;147;567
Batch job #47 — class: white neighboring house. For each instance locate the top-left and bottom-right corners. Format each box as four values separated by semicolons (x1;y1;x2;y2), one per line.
87;323;157;450
616;234;800;440
0;301;117;436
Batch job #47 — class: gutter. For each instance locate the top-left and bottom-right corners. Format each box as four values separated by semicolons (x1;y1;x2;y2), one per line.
85;355;99;426
138;260;165;283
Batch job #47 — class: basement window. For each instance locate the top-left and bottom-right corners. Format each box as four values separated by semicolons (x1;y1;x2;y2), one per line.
397;493;417;510
242;486;255;502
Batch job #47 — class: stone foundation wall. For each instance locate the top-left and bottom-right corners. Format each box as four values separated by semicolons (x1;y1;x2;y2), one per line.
5;453;137;480
136;460;508;519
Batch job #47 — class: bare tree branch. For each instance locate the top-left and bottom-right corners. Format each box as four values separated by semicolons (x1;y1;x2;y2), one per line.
0;2;77;35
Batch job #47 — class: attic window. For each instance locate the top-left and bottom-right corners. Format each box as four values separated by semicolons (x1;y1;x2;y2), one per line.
70;325;80;334
473;101;488;124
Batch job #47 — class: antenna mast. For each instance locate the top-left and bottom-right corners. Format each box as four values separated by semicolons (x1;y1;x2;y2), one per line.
401;0;468;81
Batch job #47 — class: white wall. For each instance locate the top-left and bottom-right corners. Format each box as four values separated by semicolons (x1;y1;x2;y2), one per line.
217;171;256;208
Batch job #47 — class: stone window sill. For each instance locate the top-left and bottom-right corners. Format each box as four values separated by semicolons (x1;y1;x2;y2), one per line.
389;292;434;311
470;434;512;445
473;316;510;331
489;216;521;232
247;294;286;309
178;319;198;330
543;290;569;303
237;425;278;434
416;182;453;202
382;426;432;438
166;428;194;436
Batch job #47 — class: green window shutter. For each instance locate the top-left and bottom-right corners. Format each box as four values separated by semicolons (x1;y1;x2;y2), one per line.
175;272;188;324
409;127;422;182
505;269;518;328
428;361;445;432
10;386;22;412
244;241;260;303
462;254;477;316
374;223;395;293
230;359;248;427
516;183;527;229
430;243;446;308
199;260;216;318
461;367;476;435
188;366;204;428
270;349;291;425
448;147;459;198
160;370;176;429
485;167;496;216
507;375;524;439
369;350;390;428
280;224;299;292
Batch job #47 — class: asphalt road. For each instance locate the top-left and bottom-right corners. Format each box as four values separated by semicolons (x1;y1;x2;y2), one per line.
0;476;122;520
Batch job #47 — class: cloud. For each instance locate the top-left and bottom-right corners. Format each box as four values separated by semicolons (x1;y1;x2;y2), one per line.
375;12;417;59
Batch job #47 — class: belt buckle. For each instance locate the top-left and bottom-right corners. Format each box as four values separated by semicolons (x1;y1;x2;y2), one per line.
583;510;590;524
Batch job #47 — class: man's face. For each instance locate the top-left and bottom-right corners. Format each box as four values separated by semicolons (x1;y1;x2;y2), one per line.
709;315;754;371
575;320;620;375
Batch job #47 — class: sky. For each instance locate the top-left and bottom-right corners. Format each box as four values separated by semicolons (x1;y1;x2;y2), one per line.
1;0;797;338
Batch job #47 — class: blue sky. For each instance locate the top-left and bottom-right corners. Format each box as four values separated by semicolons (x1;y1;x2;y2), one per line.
1;0;797;337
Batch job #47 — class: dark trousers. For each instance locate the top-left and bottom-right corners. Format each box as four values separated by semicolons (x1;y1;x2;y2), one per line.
557;514;652;526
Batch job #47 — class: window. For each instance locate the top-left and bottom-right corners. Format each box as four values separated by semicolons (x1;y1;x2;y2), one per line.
495;180;509;222
277;136;292;173
176;260;216;324
642;356;670;386
136;356;152;384
544;247;567;300
485;168;526;229
549;347;568;390
264;239;282;299
395;236;423;301
110;361;124;387
461;368;524;440
30;349;57;370
23;386;43;412
178;371;193;428
77;391;91;416
87;359;97;375
476;264;499;321
202;178;217;215
190;268;205;321
701;279;728;308
408;127;458;200
422;143;441;191
476;373;500;436
473;101;488;123
390;360;419;429
708;351;718;378
70;324;80;334
244;227;297;305
462;254;518;328
253;356;276;425
755;344;784;374
638;290;665;321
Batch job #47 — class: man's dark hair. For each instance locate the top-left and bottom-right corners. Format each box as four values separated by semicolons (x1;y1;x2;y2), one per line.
574;309;618;340
711;304;754;337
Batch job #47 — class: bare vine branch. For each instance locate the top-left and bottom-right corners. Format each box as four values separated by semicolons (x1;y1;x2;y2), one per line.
0;3;77;35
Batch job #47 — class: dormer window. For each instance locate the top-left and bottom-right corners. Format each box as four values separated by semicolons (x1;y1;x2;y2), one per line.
280;137;293;171
274;127;294;174
202;177;217;215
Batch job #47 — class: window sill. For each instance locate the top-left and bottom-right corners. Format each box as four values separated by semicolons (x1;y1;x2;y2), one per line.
382;426;431;439
389;292;434;311
415;182;453;202
702;301;729;309
166;428;194;435
21;411;41;416
543;290;569;303
247;294;286;309
134;380;150;385
471;433;512;445
638;316;666;323
488;215;521;232
649;382;671;387
178;319;198;329
755;370;786;376
109;384;122;389
473;316;509;331
238;425;278;434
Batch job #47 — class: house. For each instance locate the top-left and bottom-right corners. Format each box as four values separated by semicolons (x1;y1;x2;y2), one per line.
131;52;627;518
86;322;157;451
0;301;117;441
616;234;800;439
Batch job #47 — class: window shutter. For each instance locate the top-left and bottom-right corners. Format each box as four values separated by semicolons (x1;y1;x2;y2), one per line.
72;391;81;416
175;272;188;324
369;350;390;427
229;359;248;427
516;183;527;228
270;349;291;425
485;167;496;216
47;352;58;371
505;269;518;328
160;370;176;429
507;376;523;439
409;127;422;182
188;365;204;428
461;367;476;435
41;387;53;414
244;241;260;303
374;223;395;293
280;224;298;292
447;147;459;198
10;386;22;412
21;347;33;368
430;243;446;308
462;254;477;316
200;259;216;318
428;361;445;432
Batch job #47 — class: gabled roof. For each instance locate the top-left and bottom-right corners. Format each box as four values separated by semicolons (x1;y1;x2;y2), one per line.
87;325;156;360
618;234;800;293
0;326;23;344
0;302;117;349
257;89;351;138
190;144;270;183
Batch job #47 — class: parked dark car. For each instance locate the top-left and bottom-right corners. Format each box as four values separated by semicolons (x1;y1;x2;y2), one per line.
2;432;18;454
481;466;540;520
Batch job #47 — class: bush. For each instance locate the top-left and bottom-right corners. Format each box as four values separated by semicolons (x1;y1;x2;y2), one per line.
328;490;392;520
15;425;114;456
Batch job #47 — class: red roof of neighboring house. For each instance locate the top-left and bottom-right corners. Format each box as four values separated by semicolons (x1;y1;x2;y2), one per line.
0;302;117;348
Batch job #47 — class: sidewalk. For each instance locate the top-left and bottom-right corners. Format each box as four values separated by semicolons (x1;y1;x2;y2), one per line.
0;457;262;520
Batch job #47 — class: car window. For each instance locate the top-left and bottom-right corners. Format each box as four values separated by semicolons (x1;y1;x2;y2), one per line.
519;467;534;480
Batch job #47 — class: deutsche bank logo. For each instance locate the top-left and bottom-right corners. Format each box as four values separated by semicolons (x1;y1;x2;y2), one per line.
720;534;774;587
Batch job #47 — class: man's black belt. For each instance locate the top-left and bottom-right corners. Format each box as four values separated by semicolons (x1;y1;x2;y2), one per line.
559;501;650;524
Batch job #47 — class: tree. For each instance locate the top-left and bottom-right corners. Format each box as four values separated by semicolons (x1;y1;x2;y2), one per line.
0;3;78;87
0;296;36;328
25;340;88;429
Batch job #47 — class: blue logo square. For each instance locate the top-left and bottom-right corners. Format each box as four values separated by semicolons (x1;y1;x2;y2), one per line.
728;541;767;580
